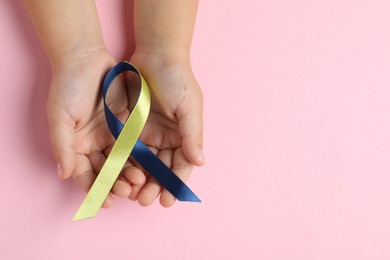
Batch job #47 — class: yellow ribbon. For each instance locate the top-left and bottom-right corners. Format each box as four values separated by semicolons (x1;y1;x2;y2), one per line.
73;63;150;221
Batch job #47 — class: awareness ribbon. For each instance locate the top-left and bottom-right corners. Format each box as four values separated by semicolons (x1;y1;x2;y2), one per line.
73;62;201;221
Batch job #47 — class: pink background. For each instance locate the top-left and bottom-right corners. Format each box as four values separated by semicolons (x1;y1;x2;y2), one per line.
1;0;390;259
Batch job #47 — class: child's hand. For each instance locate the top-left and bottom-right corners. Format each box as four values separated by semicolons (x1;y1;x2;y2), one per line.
129;52;204;207
47;48;146;207
26;0;202;209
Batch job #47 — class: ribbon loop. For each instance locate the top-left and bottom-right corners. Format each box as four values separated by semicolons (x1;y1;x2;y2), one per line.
73;62;200;221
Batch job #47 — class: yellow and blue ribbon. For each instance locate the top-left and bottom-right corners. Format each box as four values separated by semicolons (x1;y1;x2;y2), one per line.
73;62;200;221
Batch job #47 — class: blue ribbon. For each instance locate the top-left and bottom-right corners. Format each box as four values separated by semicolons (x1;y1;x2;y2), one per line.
103;62;201;202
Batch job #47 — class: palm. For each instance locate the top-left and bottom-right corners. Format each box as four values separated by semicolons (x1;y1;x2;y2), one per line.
129;55;203;207
73;102;142;206
48;50;142;207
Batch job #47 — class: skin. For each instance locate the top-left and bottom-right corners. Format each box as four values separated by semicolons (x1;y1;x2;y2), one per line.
24;0;204;207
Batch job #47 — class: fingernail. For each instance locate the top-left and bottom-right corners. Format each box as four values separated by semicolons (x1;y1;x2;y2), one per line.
198;151;205;163
57;164;63;178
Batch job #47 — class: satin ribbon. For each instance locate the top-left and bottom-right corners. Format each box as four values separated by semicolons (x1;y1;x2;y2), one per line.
73;62;200;221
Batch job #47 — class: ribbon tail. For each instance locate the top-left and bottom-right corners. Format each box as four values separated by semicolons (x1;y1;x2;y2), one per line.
131;140;201;202
73;201;98;221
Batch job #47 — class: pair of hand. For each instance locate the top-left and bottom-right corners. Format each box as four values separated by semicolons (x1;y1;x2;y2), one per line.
47;48;204;208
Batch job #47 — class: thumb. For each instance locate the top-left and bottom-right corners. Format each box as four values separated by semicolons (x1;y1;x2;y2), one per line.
47;107;76;180
177;98;205;167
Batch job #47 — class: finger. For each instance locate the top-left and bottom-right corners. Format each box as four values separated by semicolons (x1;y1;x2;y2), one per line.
122;159;146;185
73;154;113;208
160;147;193;208
46;107;76;180
129;184;143;201
103;144;146;199
111;178;132;198
90;150;132;198
88;151;106;173
103;138;146;186
124;159;148;201
127;148;154;201
177;92;205;167
137;148;172;207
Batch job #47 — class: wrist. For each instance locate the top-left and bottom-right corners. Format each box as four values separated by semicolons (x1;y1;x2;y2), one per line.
130;50;192;75
50;43;107;69
133;46;190;63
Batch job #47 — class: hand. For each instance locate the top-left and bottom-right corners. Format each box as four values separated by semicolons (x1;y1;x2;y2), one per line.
129;52;204;207
47;48;146;207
